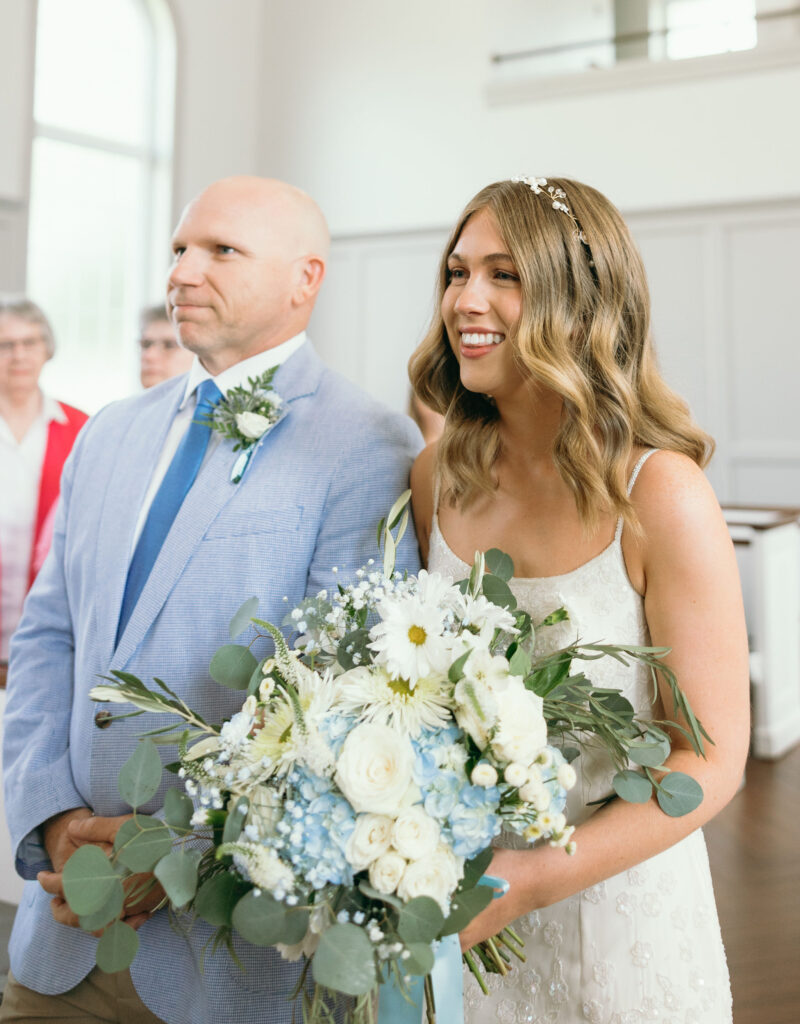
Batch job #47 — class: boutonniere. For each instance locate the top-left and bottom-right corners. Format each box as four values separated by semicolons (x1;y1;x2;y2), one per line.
206;368;285;483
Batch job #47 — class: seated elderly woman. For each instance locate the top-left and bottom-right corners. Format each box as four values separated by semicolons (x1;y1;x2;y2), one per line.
0;298;87;685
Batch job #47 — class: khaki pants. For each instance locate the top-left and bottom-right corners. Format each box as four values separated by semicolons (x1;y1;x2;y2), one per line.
0;969;165;1023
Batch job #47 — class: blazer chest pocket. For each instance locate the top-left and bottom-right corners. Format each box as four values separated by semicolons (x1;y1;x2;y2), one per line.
203;502;304;540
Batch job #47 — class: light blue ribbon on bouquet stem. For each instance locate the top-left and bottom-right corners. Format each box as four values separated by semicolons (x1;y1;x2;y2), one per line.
376;875;509;1023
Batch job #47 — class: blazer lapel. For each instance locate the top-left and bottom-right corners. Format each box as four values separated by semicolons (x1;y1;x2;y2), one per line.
111;342;326;670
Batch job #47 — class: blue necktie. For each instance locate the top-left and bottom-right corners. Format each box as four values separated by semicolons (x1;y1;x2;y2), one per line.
117;378;222;643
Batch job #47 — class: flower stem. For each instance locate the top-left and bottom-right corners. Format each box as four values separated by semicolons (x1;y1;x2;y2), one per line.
462;950;488;995
423;974;436;1023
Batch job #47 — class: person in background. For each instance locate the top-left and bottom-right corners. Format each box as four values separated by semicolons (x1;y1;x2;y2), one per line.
138;303;194;388
0;298;87;687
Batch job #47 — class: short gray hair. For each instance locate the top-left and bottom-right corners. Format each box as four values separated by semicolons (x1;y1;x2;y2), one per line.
0;296;56;357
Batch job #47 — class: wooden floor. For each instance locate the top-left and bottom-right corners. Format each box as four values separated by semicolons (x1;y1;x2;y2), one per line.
704;745;800;1024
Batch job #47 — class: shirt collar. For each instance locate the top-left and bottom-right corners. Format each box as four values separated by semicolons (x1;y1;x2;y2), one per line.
179;331;307;409
42;393;69;425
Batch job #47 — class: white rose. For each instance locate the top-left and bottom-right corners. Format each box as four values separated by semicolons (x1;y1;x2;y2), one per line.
557;763;577;790
335;723;414;815
504;762;528;787
368;850;407;895
235;411;272;440
471;762;498;788
391;806;440;861
492;685;547;765
346;813;394;871
453;679;498;750
397;844;463;912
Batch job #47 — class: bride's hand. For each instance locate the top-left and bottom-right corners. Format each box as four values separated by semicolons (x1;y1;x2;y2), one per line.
458;847;541;952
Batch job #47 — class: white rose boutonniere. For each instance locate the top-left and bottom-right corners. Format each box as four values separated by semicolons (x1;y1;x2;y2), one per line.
204;369;285;483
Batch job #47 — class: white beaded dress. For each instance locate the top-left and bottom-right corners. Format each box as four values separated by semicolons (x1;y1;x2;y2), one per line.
428;451;733;1024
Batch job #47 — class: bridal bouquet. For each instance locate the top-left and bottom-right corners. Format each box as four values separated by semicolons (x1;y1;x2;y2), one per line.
65;493;708;1023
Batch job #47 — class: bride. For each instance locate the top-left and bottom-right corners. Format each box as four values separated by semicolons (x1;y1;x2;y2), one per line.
409;177;749;1022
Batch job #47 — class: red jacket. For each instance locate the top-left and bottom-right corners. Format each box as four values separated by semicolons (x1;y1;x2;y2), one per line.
27;400;89;585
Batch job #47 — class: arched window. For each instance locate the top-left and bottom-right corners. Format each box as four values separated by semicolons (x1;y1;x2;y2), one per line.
27;0;175;411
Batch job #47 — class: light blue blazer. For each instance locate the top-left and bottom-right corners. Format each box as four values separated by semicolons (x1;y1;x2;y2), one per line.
3;342;422;1023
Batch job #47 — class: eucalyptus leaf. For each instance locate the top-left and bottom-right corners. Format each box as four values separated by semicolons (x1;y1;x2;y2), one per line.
358;881;403;910
656;772;704;817
460;847;493;890
114;816;173;873
438;884;494;936
63;845;119;916
312;923;377;996
209;645;258;690
96;920;139;974
78;878;124;933
403;941;435;975
229;596;259;640
222;796;250;844
526;654;571;697
628;735;671;768
195;872;245;927
153;849;201;908
481;574;517;611
118;739;162;809
163;788;194;833
396;896;445;944
484;548;514;582
612;770;654;804
230;890;287;945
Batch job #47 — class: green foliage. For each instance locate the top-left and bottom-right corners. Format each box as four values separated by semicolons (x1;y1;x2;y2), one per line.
195;873;247;927
206;367;280;452
229;596;259;640
209;645;258;690
439;885;494;936
312;923;377;996
114;816;172;873
163;788;193;832
118;739;162;809
612;769;654;804
656;772;704;816
527;652;572;697
403;942;434;976
96;920;139;974
448;648;472;684
484;548;514;582
481;574;517;611
78;878;124;933
63;845;119;916
337;628;372;672
222;796;250;844
358;881;402;910
231;890;290;946
154;849;201;908
396;896;444;944
460;848;493;890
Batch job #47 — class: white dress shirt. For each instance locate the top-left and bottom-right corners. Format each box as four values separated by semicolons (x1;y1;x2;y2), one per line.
130;332;307;554
0;393;67;658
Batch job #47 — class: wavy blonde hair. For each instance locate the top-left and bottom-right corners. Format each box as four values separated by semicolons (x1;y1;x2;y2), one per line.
408;178;713;531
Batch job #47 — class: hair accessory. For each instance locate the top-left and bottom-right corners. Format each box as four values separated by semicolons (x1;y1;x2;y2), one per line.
510;176;596;275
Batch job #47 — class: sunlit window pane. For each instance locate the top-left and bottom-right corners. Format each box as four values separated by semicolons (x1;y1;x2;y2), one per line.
28;138;145;410
34;0;150;147
666;0;757;60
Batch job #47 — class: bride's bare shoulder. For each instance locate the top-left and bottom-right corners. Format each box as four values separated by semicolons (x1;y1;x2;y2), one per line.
410;442;438;561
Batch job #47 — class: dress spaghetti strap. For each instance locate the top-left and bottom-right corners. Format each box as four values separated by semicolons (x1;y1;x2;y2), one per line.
614;448;659;542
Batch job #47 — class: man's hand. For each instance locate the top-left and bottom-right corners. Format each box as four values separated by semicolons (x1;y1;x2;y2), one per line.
38;811;164;931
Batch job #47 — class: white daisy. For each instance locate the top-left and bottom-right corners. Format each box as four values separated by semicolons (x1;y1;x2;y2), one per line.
335;665;452;737
455;592;518;645
369;593;451;686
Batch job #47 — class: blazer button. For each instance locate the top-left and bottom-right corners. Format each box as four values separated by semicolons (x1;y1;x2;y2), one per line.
94;710;113;729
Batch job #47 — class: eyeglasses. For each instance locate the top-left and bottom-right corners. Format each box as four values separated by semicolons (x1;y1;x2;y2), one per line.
138;338;181;352
0;336;46;358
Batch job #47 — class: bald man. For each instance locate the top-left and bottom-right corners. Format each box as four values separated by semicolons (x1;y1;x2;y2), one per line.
2;178;422;1023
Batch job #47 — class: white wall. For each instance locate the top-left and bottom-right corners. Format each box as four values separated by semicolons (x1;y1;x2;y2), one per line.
258;0;800;235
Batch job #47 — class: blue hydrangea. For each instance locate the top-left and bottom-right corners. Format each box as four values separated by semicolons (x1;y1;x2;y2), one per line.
447;783;502;857
273;766;356;889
